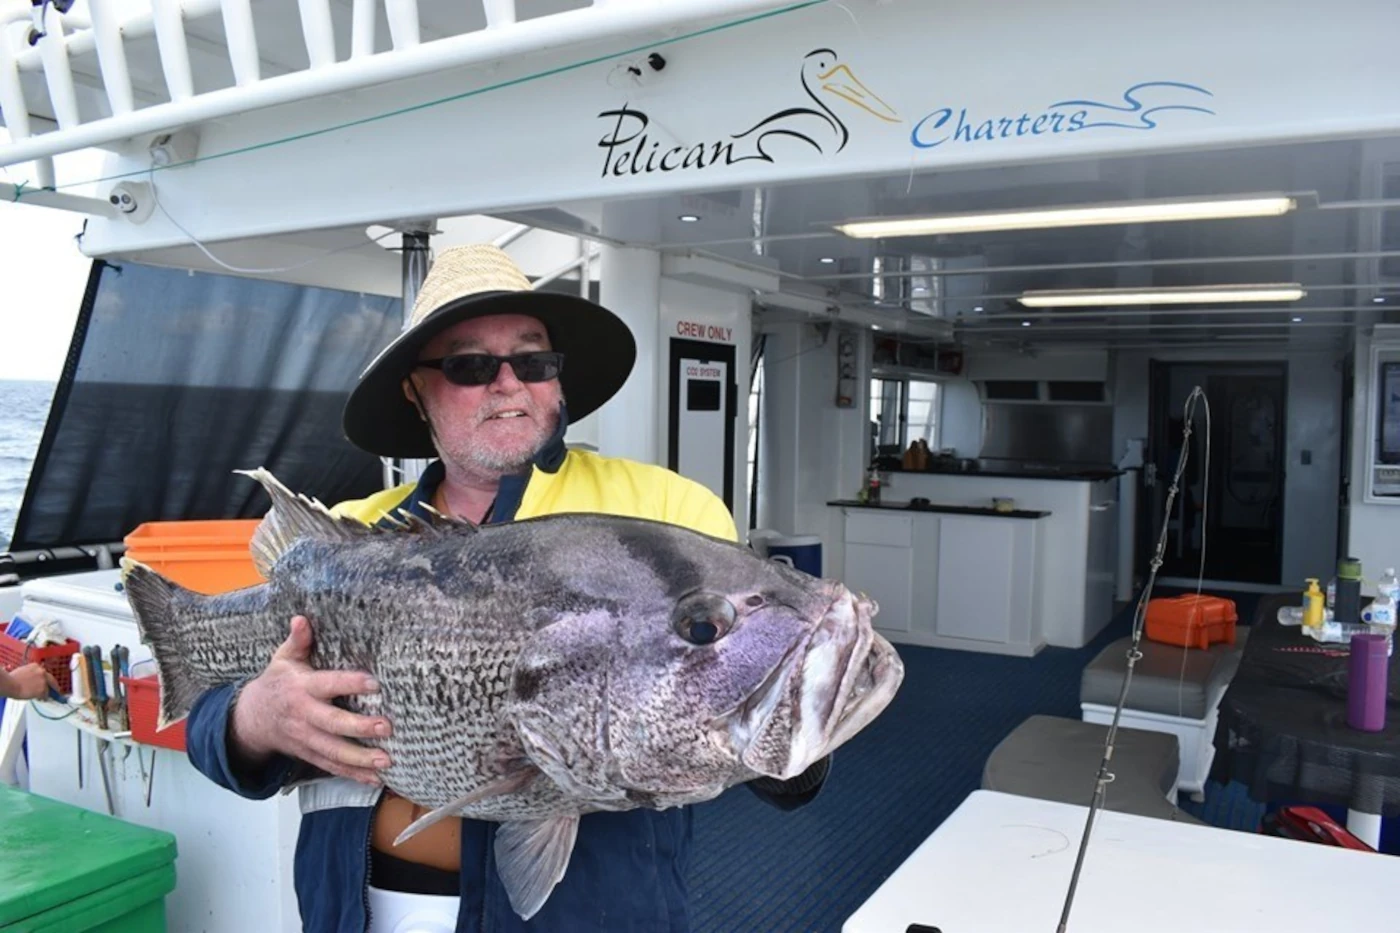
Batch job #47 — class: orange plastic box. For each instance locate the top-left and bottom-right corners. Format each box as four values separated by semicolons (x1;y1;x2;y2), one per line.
1145;594;1238;650
123;519;265;595
121;674;187;751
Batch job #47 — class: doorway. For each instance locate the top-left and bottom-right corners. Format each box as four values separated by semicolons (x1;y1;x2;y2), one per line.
1146;361;1288;585
668;338;738;512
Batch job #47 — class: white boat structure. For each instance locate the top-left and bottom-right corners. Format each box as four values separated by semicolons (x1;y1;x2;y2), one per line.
3;1;1400;930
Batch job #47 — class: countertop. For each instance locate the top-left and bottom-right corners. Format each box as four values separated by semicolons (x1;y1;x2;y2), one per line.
877;460;1124;482
828;499;1051;520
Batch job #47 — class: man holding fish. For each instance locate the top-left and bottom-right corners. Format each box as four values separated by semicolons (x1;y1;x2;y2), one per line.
144;244;902;931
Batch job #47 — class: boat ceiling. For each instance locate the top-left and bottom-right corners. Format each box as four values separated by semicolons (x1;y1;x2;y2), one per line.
6;1;1399;352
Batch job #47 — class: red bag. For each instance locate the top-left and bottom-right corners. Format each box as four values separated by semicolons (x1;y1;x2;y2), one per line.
1261;807;1375;852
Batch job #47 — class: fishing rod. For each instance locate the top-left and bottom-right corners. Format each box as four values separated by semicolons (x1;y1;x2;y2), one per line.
1056;385;1212;933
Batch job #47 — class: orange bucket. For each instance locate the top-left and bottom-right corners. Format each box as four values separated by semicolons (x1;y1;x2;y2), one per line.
123;519;265;594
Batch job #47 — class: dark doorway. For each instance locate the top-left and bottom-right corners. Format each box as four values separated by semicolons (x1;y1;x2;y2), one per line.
1146;361;1288;584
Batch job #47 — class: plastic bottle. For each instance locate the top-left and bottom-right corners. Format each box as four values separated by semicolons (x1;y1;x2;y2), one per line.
1335;557;1364;625
1367;568;1398;656
1303;578;1325;629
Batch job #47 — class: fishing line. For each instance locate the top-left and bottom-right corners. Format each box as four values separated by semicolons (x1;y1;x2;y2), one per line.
7;0;829;198
1056;384;1210;933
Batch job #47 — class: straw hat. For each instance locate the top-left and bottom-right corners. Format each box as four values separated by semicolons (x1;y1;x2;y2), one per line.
343;244;635;458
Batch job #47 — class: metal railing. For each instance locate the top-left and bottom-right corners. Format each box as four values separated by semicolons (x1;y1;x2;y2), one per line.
0;0;803;172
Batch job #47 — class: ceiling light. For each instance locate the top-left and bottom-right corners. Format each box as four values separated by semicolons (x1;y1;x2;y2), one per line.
819;256;836;264
833;195;1296;239
1374;296;1387;304
1021;321;1032;327
973;305;984;312
1292;316;1304;322
679;214;700;222
1018;284;1305;308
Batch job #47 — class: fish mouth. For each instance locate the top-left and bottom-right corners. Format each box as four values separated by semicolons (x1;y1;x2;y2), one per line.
733;587;904;780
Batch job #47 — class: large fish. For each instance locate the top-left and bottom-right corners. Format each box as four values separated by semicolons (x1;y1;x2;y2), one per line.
120;469;904;919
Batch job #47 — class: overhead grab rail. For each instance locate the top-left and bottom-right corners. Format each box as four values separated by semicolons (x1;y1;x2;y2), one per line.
0;0;809;172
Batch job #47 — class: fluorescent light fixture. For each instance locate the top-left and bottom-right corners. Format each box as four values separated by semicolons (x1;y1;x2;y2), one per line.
678;214;700;222
1021;321;1031;327
819;256;836;264
834;195;1296;239
1292;316;1304;322
1018;283;1305;308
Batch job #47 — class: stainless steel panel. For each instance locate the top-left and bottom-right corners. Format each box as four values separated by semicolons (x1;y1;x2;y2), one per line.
979;403;1113;464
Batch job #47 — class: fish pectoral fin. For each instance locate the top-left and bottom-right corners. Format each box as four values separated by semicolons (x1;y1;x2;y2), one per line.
391;766;541;847
495;815;580;921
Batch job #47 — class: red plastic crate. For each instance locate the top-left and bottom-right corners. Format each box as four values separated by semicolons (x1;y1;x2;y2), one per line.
121;674;187;752
0;633;79;694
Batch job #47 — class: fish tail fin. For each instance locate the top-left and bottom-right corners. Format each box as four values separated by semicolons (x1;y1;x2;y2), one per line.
120;556;210;728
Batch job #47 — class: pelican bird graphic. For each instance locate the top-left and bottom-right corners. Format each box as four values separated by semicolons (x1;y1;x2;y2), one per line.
728;48;899;164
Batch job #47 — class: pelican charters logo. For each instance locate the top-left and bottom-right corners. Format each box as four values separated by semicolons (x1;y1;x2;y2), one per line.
909;81;1215;150
596;48;900;178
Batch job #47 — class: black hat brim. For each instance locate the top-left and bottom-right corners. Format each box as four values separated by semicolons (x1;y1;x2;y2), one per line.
343;290;636;459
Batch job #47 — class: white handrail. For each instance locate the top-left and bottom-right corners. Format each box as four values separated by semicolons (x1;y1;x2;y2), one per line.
385;0;419;50
0;22;30;139
350;0;377;59
151;0;195;102
88;0;135;115
296;0;337;69
482;0;516;29
220;0;260;86
36;5;79;128
0;0;802;168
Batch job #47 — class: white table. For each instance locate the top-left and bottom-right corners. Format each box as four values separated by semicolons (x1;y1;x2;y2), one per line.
844;790;1400;933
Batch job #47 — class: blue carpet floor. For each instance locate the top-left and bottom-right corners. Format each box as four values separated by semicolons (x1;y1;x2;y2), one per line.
689;587;1269;932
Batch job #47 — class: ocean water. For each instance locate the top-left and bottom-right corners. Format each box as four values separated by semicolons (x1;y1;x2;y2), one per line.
0;380;56;551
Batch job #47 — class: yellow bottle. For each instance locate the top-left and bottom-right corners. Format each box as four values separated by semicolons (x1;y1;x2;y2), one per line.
1303;578;1325;629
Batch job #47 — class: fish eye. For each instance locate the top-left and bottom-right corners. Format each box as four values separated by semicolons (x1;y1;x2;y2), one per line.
744;594;765;609
673;594;737;646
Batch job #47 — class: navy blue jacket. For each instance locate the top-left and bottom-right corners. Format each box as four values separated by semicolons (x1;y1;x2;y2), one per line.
184;437;827;932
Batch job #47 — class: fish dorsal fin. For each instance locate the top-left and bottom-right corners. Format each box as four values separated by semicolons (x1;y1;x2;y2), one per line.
495;815;580;921
236;468;478;576
236;468;370;576
391;765;541;847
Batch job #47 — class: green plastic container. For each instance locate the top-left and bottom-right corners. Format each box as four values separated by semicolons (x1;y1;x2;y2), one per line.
0;784;177;933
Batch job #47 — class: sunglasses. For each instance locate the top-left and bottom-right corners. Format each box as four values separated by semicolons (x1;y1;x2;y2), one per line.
414;351;565;387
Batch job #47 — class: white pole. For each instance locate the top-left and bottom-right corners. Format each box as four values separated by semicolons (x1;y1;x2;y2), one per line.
36;4;80;128
87;0;135;114
219;0;260;86
350;0;377;59
151;0;195;102
481;0;516;28
296;0;337;69
0;21;30;139
384;0;419;49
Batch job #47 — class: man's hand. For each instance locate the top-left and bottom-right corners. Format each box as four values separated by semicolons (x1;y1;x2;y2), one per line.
0;663;58;701
229;615;393;786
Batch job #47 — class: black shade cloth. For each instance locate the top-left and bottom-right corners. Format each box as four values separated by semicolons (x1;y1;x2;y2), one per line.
11;260;403;551
1212;591;1400;817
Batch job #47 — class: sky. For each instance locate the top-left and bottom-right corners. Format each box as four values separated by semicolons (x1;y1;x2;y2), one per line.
0;142;105;382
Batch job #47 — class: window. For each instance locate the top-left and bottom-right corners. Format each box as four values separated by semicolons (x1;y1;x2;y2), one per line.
870;376;941;462
906;380;940;447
